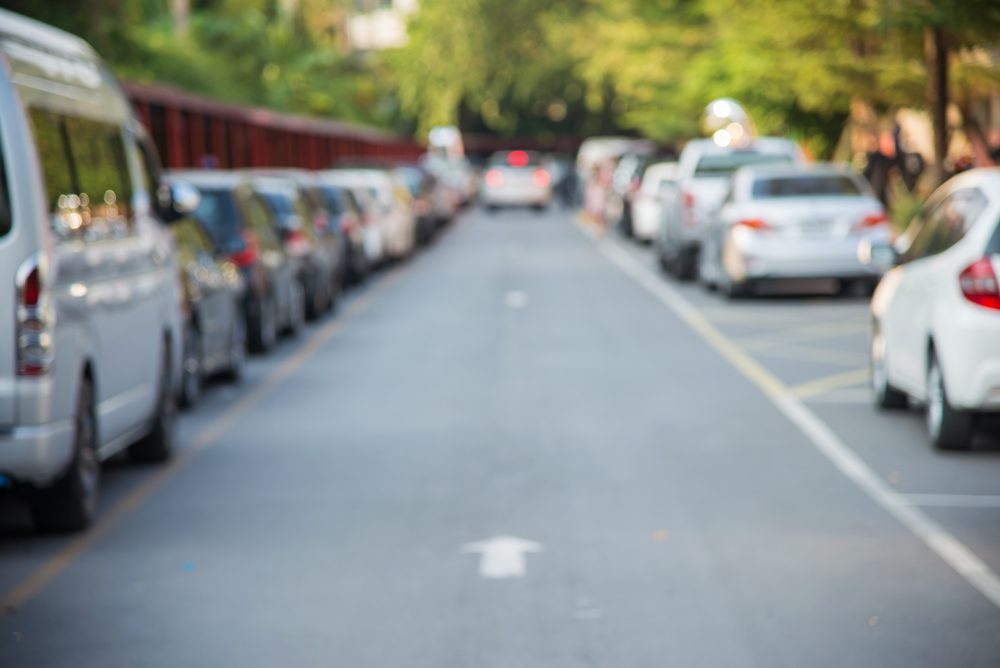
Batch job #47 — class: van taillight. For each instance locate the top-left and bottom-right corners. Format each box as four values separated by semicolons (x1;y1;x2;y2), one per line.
16;257;53;376
959;258;1000;311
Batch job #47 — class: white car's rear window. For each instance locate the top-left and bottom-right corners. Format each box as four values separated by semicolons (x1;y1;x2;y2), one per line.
752;175;861;199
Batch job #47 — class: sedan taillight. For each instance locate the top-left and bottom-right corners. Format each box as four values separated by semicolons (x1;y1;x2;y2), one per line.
959;258;1000;310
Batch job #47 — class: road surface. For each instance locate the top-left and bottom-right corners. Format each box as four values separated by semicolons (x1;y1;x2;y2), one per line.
1;206;999;667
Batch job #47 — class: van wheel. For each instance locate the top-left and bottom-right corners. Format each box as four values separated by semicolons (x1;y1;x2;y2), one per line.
31;377;99;532
179;323;201;409
926;352;974;450
130;342;176;463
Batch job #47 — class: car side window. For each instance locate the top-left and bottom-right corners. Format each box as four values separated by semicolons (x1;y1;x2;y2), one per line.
899;190;983;264
28;108;133;241
240;192;282;252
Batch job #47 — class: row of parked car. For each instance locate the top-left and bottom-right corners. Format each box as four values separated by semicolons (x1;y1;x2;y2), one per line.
0;9;470;532
598;135;1000;452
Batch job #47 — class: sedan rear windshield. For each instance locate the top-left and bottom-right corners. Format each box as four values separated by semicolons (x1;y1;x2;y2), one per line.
694;152;792;177
752;176;861;199
193;188;243;252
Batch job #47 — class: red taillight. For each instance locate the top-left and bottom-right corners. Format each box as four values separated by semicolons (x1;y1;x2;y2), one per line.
737;219;773;232
532;169;551;188
284;228;311;256
508;151;529;168
340;213;358;235
959;258;1000;310
682;190;696;209
486;169;504;188
230;230;259;268
855;211;890;231
16;258;52;376
21;266;40;307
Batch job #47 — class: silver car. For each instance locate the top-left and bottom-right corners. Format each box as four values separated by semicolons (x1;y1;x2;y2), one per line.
655;137;803;279
698;164;891;298
0;10;189;531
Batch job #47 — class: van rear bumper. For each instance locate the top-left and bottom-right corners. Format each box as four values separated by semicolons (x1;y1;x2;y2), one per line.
0;420;75;487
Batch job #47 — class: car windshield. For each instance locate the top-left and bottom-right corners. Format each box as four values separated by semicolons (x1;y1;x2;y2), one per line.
694;152;792;177
192;187;243;252
752;175;862;199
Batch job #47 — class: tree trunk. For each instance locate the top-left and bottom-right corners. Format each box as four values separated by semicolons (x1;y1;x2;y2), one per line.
924;25;949;186
172;0;190;38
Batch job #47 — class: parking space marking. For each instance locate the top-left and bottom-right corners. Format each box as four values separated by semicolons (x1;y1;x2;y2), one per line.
750;344;869;367
0;267;406;618
790;368;871;400
738;320;869;351
589;229;1000;610
906;494;1000;509
699;308;815;325
801;388;872;404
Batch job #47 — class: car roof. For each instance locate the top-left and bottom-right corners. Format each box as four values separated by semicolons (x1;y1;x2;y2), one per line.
165;170;247;189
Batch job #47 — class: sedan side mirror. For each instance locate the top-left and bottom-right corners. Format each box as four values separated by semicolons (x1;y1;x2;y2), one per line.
858;239;898;272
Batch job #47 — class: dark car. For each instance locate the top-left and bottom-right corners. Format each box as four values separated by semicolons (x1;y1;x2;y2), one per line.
170;213;246;408
167;171;304;354
311;177;370;285
251;175;341;320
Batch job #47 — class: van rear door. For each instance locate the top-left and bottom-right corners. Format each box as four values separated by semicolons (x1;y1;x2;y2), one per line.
0;128;14;428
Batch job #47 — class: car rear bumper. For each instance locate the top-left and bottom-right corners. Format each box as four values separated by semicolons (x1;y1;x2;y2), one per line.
0;419;75;486
727;232;885;281
936;303;1000;410
482;185;550;206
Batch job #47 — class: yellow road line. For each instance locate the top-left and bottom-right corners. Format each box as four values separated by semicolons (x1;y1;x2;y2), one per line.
738;320;870;351
586;228;1000;610
749;344;869;367
790;367;871;399
0;269;404;617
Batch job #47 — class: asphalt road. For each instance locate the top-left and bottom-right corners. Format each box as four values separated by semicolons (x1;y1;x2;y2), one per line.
1;205;1000;667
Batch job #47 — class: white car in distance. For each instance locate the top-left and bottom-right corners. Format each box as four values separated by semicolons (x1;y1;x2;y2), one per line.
631;162;678;243
868;168;1000;450
699;164;890;297
481;151;552;211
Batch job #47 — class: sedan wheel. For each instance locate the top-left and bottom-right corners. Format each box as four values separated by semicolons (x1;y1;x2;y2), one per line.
179;323;201;409
871;328;907;409
926;353;974;450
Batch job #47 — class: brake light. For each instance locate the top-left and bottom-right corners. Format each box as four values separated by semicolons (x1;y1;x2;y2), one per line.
508;151;529;168
682;190;696;209
533;169;551;188
486;169;504;188
737;219;773;232
682;190;697;228
854;211;890;231
16;257;52;376
230;230;259;268
959;258;1000;310
284;228;311;256
340;213;358;235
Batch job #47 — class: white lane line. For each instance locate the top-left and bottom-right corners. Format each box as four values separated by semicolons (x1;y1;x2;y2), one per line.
587;231;1000;610
906;494;1000;509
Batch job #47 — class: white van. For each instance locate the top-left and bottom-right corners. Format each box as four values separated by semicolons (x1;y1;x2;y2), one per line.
0;10;187;531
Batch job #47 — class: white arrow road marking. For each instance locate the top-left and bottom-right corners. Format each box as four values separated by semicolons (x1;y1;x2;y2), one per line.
461;535;543;579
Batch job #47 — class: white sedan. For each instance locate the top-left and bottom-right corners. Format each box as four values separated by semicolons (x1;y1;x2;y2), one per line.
869;168;1000;450
699;164;890;297
481;150;552;210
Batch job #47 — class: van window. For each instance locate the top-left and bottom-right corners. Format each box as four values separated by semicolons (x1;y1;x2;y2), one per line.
27;108;133;240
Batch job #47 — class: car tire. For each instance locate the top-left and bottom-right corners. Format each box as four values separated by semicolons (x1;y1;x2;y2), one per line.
129;341;176;463
222;312;246;384
31;377;99;532
677;247;698;281
286;281;306;337
178;322;201;409
926;351;975;450
871;327;907;410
